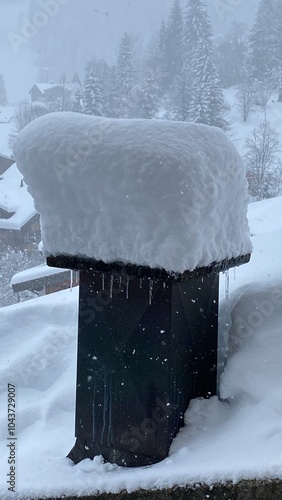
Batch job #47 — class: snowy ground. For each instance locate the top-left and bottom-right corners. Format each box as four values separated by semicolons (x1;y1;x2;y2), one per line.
224;87;282;161
0;87;282;158
0;196;282;499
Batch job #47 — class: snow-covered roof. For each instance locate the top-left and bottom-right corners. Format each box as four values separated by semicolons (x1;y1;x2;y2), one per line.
0;151;14;161
11;263;69;286
0;163;36;230
30;83;61;94
0;106;14;123
14;112;252;273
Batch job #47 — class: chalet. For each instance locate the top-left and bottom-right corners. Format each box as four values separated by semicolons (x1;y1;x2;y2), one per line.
11;263;79;301
0;159;40;252
29;83;62;104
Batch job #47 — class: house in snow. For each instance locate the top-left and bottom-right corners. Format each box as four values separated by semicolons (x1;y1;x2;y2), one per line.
11;263;79;301
0;157;40;252
29;83;62;104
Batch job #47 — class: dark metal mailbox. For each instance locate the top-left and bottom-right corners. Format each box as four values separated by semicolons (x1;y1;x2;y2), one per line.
47;254;250;467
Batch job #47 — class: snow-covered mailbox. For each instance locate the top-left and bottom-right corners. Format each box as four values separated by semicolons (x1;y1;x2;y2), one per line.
14;112;252;467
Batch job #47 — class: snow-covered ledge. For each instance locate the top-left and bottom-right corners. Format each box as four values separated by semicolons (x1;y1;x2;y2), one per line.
14;112;252;274
28;480;282;500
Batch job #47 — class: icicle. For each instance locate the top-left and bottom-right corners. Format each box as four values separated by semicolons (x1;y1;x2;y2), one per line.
163;282;166;289
225;270;230;305
149;280;153;305
225;270;230;321
101;373;108;444
110;275;114;299
119;276;122;288
139;278;143;289
233;267;236;281
126;276;130;299
102;273;105;290
70;270;73;291
92;376;96;440
107;374;113;446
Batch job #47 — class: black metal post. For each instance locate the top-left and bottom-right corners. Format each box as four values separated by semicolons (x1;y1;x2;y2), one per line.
47;254;250;467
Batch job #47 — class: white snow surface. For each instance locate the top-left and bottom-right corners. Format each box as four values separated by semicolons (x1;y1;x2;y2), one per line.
14;112;252;273
0;196;282;499
11;263;69;286
0;163;36;230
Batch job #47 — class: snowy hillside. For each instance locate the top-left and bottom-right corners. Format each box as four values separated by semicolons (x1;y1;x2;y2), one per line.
225;87;282;161
2;85;282;163
0;195;282;499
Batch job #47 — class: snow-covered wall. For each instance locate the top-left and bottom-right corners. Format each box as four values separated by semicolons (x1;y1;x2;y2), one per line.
14;112;252;273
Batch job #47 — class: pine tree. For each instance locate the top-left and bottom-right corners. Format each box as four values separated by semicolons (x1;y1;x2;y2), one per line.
82;68;104;116
117;32;134;95
115;32;136;117
216;22;248;88
172;62;191;121
133;70;160;119
72;88;83;113
248;0;279;83
184;0;227;129
72;73;83;113
153;21;168;93
183;0;213;58
72;72;82;90
105;66;120;118
277;0;282;66
276;0;282;99
0;74;7;106
164;0;183;90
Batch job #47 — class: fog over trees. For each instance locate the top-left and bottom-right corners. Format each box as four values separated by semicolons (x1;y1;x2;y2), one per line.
0;0;281;312
2;0;282;204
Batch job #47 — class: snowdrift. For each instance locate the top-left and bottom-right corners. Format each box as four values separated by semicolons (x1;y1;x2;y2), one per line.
0;197;282;498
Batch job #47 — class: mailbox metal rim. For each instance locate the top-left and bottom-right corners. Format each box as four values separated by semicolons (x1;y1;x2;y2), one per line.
47;253;251;281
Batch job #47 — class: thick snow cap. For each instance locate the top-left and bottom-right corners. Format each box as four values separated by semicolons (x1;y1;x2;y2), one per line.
14;112;252;273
